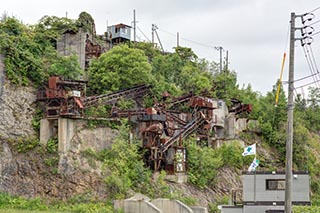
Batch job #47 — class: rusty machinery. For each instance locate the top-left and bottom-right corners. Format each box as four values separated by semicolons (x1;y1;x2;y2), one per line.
37;77;252;175
111;95;219;174
112;94;252;174
37;76;151;119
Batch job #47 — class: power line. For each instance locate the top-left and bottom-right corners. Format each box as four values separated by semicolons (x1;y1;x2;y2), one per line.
284;24;290;53
309;6;320;13
295;79;320;90
137;26;151;42
288;73;320;84
309;19;320;26
312;30;320;36
301;45;320;88
157;27;216;49
306;45;320;88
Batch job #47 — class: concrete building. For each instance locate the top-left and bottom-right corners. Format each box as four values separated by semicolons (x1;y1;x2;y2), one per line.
57;28;104;71
57;29;87;70
221;171;310;213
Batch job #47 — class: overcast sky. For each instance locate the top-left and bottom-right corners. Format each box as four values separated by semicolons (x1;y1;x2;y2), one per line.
2;0;320;95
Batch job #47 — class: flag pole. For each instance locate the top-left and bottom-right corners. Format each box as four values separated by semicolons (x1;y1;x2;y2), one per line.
254;144;257;203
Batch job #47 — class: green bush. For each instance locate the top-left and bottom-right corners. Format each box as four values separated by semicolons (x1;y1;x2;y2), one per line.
100;122;153;199
219;141;245;169
9;137;39;153
0;193;48;211
44;156;59;167
293;205;320;213
46;137;58;154
186;140;222;188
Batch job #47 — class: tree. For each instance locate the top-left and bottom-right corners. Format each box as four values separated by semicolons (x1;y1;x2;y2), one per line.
88;44;154;94
0;16;83;86
257;83;287;161
212;69;239;104
178;62;212;94
174;46;198;63
77;11;96;35
304;87;320;132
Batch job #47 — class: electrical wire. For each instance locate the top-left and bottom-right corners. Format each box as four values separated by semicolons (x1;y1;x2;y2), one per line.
309;46;320;74
306;44;320;88
309;6;320;13
157;27;217;49
312;30;320;36
302;45;320;88
137;26;151;42
284;73;320;84
295;79;320;90
284;24;290;53
309;19;320;26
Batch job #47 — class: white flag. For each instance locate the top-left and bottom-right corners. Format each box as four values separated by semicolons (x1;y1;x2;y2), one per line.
242;143;256;156
248;158;260;171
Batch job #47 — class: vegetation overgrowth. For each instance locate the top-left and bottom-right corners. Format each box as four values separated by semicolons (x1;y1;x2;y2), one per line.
1;12;320;211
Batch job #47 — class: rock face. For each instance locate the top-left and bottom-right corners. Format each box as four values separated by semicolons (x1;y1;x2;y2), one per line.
58;122;119;175
0;55;36;140
0;140;107;200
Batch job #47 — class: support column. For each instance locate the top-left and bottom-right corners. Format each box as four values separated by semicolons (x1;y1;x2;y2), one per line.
39;119;54;146
58;118;76;153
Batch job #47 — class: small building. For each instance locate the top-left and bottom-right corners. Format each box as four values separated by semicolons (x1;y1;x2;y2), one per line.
107;23;131;45
221;171;310;213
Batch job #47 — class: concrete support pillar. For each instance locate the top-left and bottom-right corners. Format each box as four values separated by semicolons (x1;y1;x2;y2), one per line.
226;113;236;139
40;119;54;146
58;118;75;153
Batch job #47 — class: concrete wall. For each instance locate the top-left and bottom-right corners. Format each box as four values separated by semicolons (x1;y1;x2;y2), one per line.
221;205;285;213
151;199;193;213
165;173;188;184
114;198;162;213
190;206;208;213
221;206;243;213
114;195;209;213
243;173;310;202
57;29;86;70
123;200;162;213
236;118;248;133
243;205;283;213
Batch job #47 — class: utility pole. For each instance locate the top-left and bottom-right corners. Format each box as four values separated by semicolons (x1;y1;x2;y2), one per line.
225;50;229;71
133;9;136;43
219;47;223;73
285;12;295;213
177;32;180;47
153;24;164;53
215;46;223;72
151;24;155;45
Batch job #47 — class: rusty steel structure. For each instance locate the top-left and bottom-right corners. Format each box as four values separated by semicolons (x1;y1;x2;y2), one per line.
38;76;252;175
111;94;252;174
37;76;151;119
111;95;226;174
229;98;253;115
37;76;87;119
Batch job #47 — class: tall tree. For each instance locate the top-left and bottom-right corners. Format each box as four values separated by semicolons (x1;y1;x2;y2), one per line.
88;44;154;94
